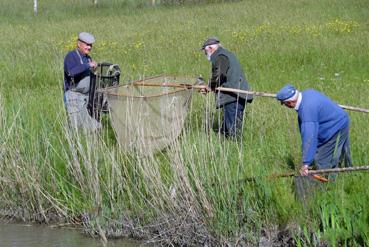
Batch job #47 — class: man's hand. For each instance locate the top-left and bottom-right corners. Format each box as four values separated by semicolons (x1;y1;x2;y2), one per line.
200;85;211;95
196;76;211;94
89;60;97;70
299;164;309;176
196;76;205;85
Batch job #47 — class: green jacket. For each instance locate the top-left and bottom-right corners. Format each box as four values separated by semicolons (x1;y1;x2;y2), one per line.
209;47;253;108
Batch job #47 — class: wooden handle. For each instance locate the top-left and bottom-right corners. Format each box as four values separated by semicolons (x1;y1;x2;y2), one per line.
102;82;369;114
215;87;369;114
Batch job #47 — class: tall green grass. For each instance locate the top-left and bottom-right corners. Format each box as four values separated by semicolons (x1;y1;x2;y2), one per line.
1;0;369;245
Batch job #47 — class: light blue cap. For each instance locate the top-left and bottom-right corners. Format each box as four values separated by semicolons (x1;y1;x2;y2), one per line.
276;84;296;101
78;32;95;44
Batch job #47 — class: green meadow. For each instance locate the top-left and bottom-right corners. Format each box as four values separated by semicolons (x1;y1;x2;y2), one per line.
1;0;369;245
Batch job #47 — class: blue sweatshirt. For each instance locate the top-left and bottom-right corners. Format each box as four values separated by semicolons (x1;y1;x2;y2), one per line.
63;49;92;92
297;89;349;164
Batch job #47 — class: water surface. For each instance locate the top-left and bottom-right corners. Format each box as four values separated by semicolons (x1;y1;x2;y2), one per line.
0;223;141;247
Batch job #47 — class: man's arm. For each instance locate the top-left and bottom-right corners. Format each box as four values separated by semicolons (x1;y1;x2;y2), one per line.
209;55;229;90
300;121;319;175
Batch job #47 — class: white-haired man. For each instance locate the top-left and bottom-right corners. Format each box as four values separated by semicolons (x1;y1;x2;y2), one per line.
63;32;100;131
276;84;352;177
200;37;253;139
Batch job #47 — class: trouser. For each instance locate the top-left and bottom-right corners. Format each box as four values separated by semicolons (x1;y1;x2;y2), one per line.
220;99;245;138
314;125;352;171
64;90;101;131
295;126;351;200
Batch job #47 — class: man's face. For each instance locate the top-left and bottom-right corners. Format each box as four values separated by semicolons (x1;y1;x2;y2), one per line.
203;45;212;57
282;100;296;108
77;40;93;55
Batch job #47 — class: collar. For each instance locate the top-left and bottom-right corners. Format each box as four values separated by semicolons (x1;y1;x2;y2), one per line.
210;46;223;61
76;48;88;57
295;92;302;111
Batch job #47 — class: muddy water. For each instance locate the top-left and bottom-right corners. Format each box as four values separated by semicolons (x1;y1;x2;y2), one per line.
0;223;141;247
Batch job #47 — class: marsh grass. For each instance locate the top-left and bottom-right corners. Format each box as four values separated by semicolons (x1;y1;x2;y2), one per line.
1;0;369;245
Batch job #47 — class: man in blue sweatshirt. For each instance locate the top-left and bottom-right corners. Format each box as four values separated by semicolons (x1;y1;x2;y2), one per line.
63;32;100;131
276;84;352;176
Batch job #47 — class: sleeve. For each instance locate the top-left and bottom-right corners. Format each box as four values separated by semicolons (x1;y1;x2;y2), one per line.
209;55;229;90
300;121;319;165
64;52;90;77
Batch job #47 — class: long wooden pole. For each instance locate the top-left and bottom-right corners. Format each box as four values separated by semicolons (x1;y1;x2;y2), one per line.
271;165;369;178
216;165;369;187
237;165;369;184
121;82;369;114
216;86;276;98
308;165;369;174
268;172;329;182
216;86;369;114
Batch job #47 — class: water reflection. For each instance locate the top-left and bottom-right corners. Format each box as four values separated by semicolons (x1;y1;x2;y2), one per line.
0;223;141;247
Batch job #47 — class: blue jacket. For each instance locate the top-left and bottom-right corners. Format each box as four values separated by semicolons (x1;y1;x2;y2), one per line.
63;49;92;92
298;89;349;164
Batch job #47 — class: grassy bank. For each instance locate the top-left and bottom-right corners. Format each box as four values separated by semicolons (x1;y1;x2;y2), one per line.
1;0;369;245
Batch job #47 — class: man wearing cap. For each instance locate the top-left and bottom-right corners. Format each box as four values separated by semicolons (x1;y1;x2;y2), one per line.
63;32;100;130
200;37;253;139
276;84;352;177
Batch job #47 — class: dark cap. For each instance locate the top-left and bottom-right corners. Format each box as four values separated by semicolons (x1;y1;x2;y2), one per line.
201;37;220;50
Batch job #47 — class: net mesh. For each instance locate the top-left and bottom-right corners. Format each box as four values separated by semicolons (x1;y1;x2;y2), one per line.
103;75;194;155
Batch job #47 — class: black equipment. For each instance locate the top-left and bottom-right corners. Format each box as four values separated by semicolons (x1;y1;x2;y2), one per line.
88;62;121;120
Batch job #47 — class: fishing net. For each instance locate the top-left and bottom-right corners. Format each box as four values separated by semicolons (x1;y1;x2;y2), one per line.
102;75;194;155
294;176;323;206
